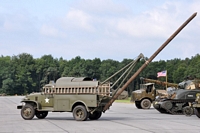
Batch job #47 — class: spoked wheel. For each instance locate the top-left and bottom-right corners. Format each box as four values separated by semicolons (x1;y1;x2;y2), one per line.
73;105;88;121
135;101;142;109
140;99;151;109
21;104;35;120
89;111;102;120
35;111;48;119
194;108;200;118
183;106;193;116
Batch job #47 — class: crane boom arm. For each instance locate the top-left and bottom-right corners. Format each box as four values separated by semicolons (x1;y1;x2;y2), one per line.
103;12;197;112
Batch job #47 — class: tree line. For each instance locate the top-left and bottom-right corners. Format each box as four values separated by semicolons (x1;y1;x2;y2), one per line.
0;53;200;95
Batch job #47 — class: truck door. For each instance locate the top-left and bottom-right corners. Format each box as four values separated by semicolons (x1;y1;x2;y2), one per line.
42;93;54;107
39;86;54;108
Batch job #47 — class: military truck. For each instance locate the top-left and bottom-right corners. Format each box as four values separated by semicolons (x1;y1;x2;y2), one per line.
17;77;112;121
131;77;178;109
17;12;197;121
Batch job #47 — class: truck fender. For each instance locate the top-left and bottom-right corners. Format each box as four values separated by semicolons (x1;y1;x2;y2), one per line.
141;97;152;103
71;100;89;112
20;100;41;110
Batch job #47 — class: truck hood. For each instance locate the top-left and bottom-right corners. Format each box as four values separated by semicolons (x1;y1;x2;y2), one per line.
131;89;145;102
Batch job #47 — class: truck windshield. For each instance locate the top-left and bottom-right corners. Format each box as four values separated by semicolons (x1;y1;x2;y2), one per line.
146;84;153;93
140;84;153;93
140;84;147;90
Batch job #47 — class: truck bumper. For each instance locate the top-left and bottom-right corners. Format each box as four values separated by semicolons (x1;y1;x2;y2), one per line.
17;105;22;109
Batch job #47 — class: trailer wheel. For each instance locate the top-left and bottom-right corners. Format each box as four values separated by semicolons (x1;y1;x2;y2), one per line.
73;105;88;121
140;99;151;109
194;108;200;118
135;101;142;109
21;104;35;120
89;111;102;120
35;111;48;119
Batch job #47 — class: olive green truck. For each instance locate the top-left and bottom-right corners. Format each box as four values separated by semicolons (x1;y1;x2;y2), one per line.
131;78;178;109
17;77;112;121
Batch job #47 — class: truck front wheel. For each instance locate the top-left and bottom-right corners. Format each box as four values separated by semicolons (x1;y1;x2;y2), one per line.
73;105;88;121
21;104;35;120
89;111;102;120
35;111;48;119
140;99;151;109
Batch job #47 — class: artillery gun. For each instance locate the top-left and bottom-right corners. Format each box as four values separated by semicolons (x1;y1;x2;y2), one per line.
131;77;178;109
17;12;197;121
154;78;200;114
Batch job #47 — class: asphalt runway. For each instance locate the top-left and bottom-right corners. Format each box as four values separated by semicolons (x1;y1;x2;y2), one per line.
1;96;200;133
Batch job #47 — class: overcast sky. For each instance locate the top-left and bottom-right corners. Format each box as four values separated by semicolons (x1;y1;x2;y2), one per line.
0;0;200;61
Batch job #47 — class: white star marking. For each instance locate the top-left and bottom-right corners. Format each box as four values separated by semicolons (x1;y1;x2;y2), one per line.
45;98;50;103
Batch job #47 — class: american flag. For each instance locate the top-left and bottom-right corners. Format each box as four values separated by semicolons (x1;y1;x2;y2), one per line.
157;70;167;77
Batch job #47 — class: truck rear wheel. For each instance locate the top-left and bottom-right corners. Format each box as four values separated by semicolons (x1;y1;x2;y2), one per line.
21;104;35;120
73;105;88;121
35;111;48;119
89;111;102;120
194;108;200;118
140;99;151;109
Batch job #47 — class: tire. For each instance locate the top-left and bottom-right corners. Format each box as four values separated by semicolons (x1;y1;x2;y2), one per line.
89;111;102;120
73;105;88;121
21;104;35;120
35;111;48;119
161;101;173;110
140;99;151;109
135;101;142;109
194;108;200;118
183;106;193;116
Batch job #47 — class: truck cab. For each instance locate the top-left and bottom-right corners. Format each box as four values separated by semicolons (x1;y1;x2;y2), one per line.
131;83;156;109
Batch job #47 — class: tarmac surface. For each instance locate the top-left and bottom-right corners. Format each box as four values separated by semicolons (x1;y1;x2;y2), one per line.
1;96;200;133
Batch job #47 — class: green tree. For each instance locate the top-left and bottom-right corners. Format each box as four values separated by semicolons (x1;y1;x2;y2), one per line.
36;55;60;88
0;56;12;94
10;53;36;94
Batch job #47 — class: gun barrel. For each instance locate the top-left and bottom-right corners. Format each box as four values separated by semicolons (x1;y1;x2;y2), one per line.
141;77;178;88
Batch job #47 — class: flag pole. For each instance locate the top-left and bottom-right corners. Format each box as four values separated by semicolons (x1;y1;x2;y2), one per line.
166;70;167;89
